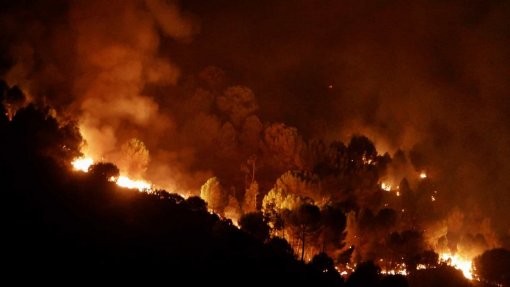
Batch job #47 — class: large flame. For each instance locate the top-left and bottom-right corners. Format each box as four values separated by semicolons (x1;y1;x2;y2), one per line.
71;156;94;172
72;155;153;192
440;253;473;280
115;175;152;191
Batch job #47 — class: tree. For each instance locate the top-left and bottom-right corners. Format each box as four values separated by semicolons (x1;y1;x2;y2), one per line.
347;135;377;167
239;212;270;242
291;203;321;261
200;177;228;214
154;190;185;205
320;204;347;253
216;85;258;126
266;237;295;259
473;248;510;286
408;265;471;287
185;196;207;212
309;252;343;285
240;117;262;153
274;170;323;204
387;230;426;272
346;261;381;287
224;194;242;224
89;162;120;181
419;250;439;269
242;180;258;214
262;123;304;168
0;80;9;123
119;138;149;178
10;104;82;162
310;252;335;273
3;85;26;120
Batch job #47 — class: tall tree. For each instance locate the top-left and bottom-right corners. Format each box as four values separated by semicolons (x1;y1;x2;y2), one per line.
200;177;228;214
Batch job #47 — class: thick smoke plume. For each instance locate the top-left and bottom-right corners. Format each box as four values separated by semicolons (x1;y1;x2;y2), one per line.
0;0;201;191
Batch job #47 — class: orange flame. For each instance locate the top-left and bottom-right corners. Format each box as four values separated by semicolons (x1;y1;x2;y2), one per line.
71;157;94;172
72;155;153;192
115;176;152;191
440;253;473;280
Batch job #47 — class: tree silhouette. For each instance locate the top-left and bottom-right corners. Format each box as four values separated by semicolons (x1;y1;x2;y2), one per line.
320;203;347;253
89;162;120;181
346;261;381;287
473;248;510;286
309;252;343;285
185;196;208;212
408;265;471;287
239;212;270;242
9;104;82;162
310;252;335;273
291;203;321;261
266;237;295;259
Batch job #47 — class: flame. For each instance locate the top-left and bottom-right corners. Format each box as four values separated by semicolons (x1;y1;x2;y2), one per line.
71;155;153;192
71;154;476;281
440;253;473;280
381;269;408;276
115;176;152;191
71;157;94;172
381;182;392;191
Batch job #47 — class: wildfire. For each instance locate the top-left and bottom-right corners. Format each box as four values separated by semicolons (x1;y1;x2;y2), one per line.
381;268;408;276
72;155;475;281
71;156;153;192
381;182;392;191
440;253;473;280
115;176;152;191
71;156;94;172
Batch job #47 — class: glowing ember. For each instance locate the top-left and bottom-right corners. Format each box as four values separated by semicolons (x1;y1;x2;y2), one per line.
381;182;392;191
440;253;473;280
416;264;427;270
381;269;408;276
420;171;427;179
71;157;93;172
115;176;152;192
431;195;436;202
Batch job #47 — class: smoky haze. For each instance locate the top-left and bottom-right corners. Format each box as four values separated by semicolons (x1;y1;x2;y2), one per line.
172;0;510;236
1;0;509;243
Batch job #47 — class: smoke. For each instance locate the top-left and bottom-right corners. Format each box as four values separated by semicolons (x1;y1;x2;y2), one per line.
2;0;510;261
0;0;201;190
172;0;510;237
